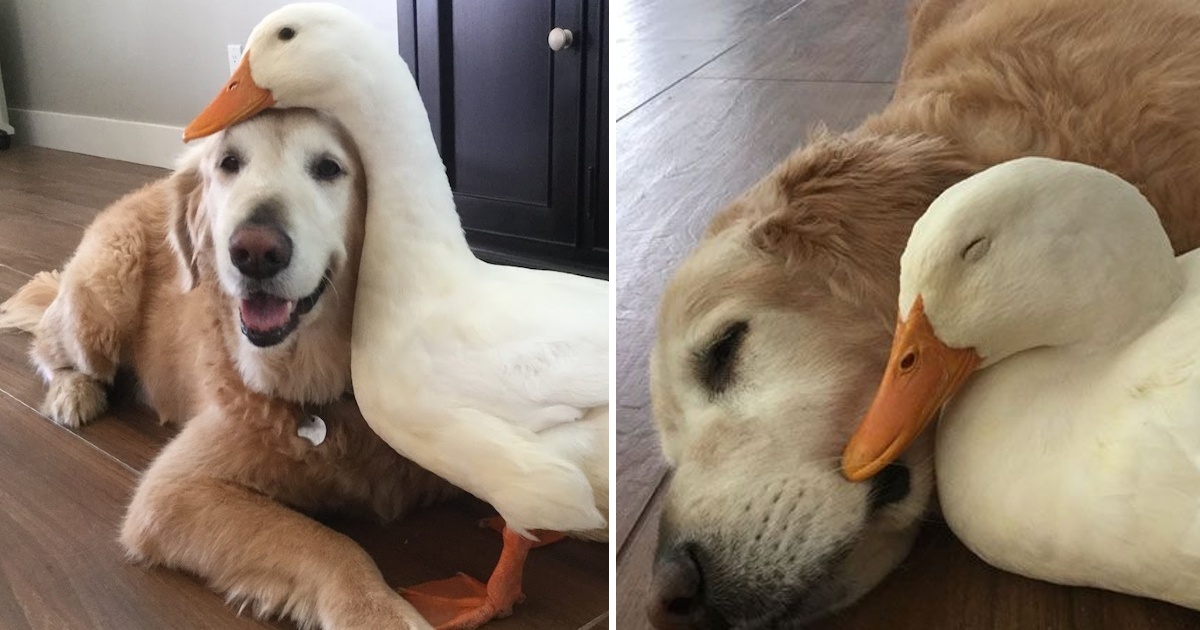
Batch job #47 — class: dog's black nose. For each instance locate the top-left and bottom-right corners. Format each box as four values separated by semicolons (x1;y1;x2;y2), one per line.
649;547;710;629
229;222;292;279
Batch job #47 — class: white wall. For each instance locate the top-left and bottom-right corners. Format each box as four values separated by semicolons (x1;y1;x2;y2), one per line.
0;0;398;167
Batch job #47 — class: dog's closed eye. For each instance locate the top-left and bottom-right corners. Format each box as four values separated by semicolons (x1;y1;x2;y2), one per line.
694;321;749;396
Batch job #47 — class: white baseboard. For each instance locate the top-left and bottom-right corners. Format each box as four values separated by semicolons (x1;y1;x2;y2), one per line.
8;109;187;169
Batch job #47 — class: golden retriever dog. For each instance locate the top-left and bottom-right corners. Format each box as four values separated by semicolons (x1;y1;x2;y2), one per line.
1;108;455;629
648;0;1200;626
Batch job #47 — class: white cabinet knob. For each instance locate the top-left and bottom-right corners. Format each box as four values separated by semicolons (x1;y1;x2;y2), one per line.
548;27;573;51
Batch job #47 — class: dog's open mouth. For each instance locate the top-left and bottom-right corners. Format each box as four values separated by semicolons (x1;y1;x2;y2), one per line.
239;275;329;348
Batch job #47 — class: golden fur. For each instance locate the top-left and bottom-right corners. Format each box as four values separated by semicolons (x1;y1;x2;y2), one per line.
1;109;454;629
649;0;1200;625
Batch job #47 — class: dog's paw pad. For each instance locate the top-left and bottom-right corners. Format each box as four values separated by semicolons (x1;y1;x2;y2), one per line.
42;371;108;427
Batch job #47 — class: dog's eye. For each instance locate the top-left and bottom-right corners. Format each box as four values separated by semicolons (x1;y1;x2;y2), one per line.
279;27;296;41
312;158;344;181
694;321;749;397
218;154;241;174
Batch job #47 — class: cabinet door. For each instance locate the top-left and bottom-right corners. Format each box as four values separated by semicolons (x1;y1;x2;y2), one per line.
399;0;603;274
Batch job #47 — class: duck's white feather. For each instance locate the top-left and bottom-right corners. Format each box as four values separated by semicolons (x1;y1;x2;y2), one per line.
423;265;609;426
905;157;1200;610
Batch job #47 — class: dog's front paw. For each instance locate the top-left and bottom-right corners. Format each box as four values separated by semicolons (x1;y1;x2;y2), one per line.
42;371;107;427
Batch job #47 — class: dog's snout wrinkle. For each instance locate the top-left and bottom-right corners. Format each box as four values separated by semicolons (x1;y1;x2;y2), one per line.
230;222;293;280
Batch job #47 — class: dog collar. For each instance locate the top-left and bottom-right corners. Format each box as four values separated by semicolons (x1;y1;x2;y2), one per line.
297;414;327;446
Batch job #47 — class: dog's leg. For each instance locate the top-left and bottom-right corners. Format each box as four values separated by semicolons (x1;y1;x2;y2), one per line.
121;409;434;630
41;369;108;428
33;282;126;427
32;210;150;427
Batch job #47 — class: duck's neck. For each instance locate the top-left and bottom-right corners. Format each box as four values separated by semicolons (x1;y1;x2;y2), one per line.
334;59;476;301
1081;258;1186;350
979;255;1185;367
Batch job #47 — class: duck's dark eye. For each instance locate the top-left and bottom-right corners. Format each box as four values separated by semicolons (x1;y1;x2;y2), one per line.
312;157;344;181
694;321;749;396
279;27;296;41
218;154;241;174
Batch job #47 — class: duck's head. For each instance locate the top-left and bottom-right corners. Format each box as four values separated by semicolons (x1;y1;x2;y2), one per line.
841;156;1180;481
184;3;388;142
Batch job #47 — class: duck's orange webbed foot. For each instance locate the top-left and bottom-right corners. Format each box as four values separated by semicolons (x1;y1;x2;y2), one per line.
402;526;560;630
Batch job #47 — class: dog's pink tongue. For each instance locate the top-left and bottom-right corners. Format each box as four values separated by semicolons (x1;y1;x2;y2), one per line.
240;295;293;331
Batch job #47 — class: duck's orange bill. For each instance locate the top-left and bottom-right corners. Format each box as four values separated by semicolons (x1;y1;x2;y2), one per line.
182;52;275;142
841;296;981;482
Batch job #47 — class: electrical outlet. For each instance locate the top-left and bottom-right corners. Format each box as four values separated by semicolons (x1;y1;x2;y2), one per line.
227;44;243;74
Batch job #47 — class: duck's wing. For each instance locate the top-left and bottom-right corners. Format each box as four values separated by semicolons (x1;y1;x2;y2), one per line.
427;324;608;434
422;267;609;433
1083;265;1200;608
1111;330;1200;555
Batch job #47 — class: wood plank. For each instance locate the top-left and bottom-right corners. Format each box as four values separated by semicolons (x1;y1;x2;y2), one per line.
0;145;166;214
613;38;734;118
0;185;117;230
614;402;661;550
612;0;812;118
0;389;278;629
614;78;895;548
614;0;803;43
696;0;909;82
579;612;609;629
0;210;83;276
808;520;1200;629
614;486;663;630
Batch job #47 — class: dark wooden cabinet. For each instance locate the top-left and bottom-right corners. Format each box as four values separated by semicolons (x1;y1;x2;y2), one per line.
397;0;608;278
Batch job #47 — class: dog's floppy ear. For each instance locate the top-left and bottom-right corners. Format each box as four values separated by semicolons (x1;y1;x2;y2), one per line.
166;164;209;292
748;201;875;307
748;131;977;322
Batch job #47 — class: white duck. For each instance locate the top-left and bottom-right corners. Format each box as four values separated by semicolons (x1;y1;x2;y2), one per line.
182;4;608;629
840;156;1200;609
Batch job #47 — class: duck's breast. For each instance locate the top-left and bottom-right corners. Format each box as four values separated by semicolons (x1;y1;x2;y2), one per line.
936;257;1200;607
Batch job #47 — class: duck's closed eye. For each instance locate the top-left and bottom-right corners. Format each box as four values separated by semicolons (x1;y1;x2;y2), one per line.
694;321;749;396
961;236;991;262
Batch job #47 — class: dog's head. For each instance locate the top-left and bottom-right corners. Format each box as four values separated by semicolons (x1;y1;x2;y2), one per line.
648;132;975;627
168;108;366;397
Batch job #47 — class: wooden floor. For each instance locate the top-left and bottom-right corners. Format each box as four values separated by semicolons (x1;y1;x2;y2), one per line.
613;0;1200;627
0;146;608;629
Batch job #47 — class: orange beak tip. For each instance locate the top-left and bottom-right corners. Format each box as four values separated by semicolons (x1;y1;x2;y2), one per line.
841;464;867;483
841;446;883;482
